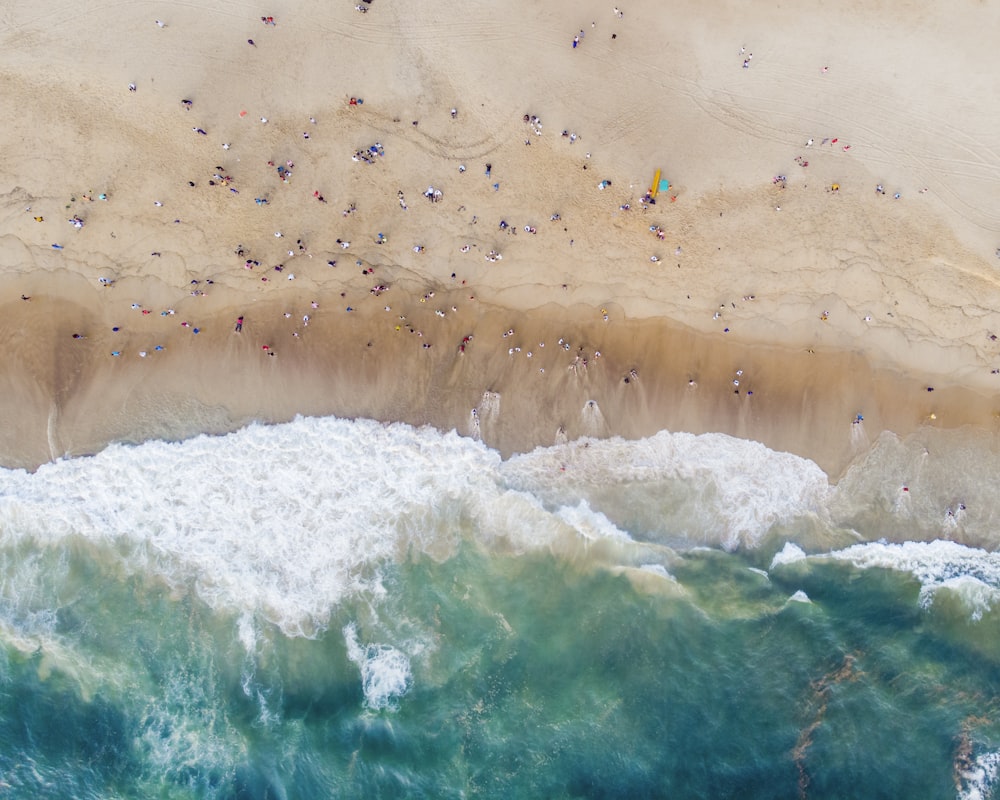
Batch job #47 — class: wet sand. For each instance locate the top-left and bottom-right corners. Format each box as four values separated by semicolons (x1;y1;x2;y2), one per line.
1;276;998;479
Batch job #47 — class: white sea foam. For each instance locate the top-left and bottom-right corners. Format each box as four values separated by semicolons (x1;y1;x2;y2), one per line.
0;549;63;639
343;622;412;711
0;417;505;637
788;590;811;604
0;417;839;638
0;422;835;634
959;751;1000;800
138;663;247;785
821;540;1000;621
501;431;831;550
770;542;808;569
930;576;1000;622
237;613;258;654
555;500;633;542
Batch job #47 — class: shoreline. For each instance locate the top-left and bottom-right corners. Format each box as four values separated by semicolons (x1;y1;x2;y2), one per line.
2;275;998;480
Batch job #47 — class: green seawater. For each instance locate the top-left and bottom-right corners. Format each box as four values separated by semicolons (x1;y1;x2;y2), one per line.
2;538;998;799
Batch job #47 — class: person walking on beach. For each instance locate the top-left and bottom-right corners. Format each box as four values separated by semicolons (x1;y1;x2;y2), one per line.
235;315;244;333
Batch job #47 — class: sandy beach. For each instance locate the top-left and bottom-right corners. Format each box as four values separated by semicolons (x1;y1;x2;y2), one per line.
3;0;1000;478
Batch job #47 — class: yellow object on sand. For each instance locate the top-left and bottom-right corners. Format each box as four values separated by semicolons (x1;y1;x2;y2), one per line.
650;169;661;199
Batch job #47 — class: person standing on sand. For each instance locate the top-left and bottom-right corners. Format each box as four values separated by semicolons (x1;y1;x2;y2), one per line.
235;316;243;332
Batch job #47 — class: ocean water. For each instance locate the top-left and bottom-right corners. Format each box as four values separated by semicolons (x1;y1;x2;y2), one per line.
0;416;998;799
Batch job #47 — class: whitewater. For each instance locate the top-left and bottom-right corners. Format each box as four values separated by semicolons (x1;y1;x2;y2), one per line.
0;416;998;798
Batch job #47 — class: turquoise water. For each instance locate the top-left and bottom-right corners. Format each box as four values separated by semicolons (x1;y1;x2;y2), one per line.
0;417;998;798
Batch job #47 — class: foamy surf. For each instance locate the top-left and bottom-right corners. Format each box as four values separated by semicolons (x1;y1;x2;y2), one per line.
343;623;413;711
770;542;808;568
821;540;1000;621
959;751;1000;800
1;414;998;798
0;417;508;637
0;416;842;639
500;430;832;549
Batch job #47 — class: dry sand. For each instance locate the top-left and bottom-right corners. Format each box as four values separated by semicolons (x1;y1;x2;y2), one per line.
3;0;1000;478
